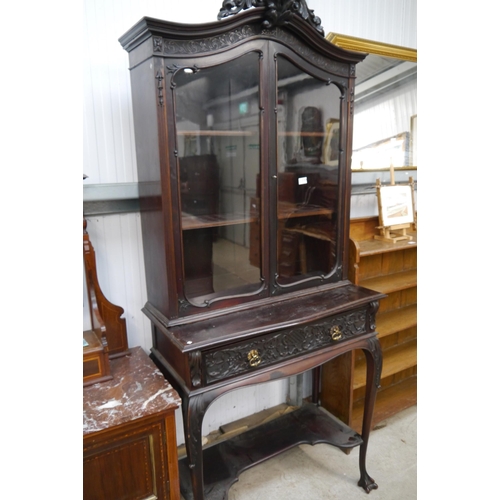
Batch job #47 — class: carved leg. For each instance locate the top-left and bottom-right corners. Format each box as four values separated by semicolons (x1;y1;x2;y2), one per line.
311;366;321;404
358;337;383;493
182;392;214;500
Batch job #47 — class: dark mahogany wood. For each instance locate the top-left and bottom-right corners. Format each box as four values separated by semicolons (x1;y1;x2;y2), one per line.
178;403;361;500
148;286;383;499
119;2;384;499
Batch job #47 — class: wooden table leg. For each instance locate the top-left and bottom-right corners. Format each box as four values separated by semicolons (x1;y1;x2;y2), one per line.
182;393;209;500
311;365;321;404
358;336;383;493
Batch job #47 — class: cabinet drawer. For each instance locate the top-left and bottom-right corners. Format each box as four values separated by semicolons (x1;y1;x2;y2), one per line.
203;307;370;384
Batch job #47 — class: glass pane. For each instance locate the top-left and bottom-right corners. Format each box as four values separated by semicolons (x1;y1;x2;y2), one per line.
276;56;341;284
174;52;262;304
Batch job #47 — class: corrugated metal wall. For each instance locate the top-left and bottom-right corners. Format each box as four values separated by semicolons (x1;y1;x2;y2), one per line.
83;0;417;444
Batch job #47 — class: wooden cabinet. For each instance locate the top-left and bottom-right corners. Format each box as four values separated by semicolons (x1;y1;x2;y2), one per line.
83;347;182;500
321;216;417;432
119;3;385;499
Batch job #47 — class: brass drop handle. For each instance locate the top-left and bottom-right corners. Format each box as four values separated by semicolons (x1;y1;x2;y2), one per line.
330;325;342;341
247;349;262;367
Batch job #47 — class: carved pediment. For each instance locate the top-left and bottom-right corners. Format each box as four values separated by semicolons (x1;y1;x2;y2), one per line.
218;0;324;36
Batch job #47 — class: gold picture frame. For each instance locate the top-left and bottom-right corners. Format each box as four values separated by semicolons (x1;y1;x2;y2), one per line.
326;34;417;63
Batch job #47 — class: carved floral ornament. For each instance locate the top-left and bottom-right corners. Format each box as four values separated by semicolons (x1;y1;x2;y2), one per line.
218;0;324;36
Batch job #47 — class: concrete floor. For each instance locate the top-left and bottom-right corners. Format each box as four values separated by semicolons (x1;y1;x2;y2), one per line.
224;405;417;500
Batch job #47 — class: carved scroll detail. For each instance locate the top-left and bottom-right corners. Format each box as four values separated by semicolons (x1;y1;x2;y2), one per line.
166;64;200;89
218;0;324;36
155;70;164;106
163;25;259;55
189;351;203;387
153;36;163;52
158;26;348;77
367;300;380;331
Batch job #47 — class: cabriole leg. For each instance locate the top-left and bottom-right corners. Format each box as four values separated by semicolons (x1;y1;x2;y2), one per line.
358;337;383;493
182;393;212;500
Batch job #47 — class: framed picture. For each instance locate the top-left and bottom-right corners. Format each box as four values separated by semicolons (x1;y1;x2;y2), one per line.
378;184;415;226
323;118;340;166
291;106;324;164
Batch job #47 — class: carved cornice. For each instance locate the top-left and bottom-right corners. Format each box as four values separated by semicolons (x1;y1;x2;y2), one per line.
218;0;324;36
154;27;347;77
155;25;259;56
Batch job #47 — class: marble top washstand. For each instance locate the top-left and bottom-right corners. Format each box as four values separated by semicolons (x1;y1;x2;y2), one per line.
83;346;181;435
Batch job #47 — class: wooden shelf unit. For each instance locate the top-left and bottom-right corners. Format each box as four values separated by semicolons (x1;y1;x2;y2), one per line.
321;216;417;433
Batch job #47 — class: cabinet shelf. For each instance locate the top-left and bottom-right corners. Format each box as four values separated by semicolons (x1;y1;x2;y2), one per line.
177;129;344;140
177;130;255;137
182;212;257;230
181;203;333;230
278;131;327;137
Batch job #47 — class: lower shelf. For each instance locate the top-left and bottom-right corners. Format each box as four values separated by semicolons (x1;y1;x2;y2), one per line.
179;403;362;500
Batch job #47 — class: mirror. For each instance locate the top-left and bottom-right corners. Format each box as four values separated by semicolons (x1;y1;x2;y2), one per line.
327;34;417;217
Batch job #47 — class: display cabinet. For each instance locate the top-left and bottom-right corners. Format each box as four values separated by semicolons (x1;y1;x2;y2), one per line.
119;2;384;499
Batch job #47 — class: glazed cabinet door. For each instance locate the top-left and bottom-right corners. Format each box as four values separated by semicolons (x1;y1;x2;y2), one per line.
171;49;266;309
272;50;347;292
164;39;351;317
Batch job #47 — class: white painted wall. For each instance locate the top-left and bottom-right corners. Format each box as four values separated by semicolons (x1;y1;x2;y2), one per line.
83;0;417;445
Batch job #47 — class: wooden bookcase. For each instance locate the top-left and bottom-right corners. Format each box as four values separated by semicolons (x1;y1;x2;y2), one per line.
321;216;417;432
119;5;386;498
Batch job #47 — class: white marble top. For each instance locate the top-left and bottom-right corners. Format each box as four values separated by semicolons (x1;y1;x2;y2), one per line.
83;346;181;435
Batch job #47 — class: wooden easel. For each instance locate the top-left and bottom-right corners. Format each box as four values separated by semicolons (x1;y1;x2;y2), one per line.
374;165;415;244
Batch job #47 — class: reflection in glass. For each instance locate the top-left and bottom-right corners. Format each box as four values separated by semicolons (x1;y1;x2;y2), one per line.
275;56;341;284
351;56;417;170
174;52;262;304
